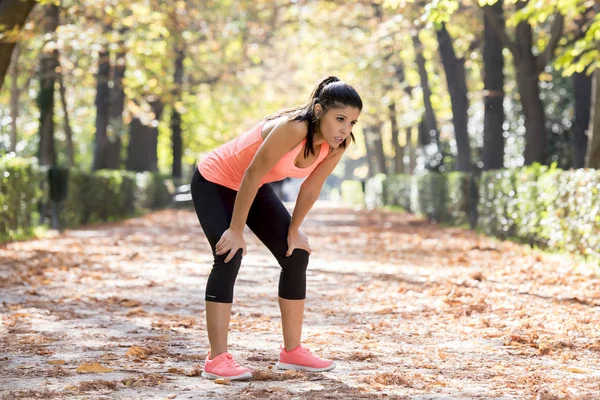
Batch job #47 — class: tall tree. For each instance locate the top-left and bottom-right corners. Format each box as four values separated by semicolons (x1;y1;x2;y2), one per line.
388;101;404;174
572;71;591;168
586;68;600;168
9;42;19;153
126;99;164;172
435;22;472;172
483;1;564;165
92;37;111;171
0;0;36;92
107;40;126;170
412;29;439;147
171;45;185;179
37;4;59;167
482;0;505;170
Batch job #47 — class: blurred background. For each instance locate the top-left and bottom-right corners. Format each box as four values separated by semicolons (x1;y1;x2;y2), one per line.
0;0;599;256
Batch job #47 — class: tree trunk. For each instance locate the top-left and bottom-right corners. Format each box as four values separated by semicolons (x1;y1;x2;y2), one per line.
37;4;59;167
92;48;111;171
482;0;563;166
371;124;387;175
107;47;126;169
126;99;164;172
586;69;600;168
171;46;185;179
9;42;19;153
516;57;546;165
0;0;36;93
514;9;547;166
482;1;505;171
412;30;439;146
572;71;592;169
363;127;376;178
388;102;404;174
407;126;416;174
436;22;472;172
58;71;74;167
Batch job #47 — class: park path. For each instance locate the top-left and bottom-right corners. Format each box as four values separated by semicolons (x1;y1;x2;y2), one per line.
1;203;599;399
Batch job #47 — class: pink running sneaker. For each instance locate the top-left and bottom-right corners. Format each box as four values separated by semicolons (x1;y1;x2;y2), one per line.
201;352;252;380
276;345;336;372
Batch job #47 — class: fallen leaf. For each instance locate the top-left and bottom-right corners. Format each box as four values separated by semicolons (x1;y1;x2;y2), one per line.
47;360;66;365
437;349;447;360
167;368;185;374
538;342;551;355
562;366;589;374
214;378;230;385
126;346;150;358
76;362;114;373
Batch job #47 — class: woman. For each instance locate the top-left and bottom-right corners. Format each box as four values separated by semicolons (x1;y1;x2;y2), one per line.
191;76;362;380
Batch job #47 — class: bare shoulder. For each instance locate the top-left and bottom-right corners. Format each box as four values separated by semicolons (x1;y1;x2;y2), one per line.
261;117;307;145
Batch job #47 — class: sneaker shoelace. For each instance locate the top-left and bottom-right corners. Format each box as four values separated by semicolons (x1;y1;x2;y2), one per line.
299;346;315;358
223;353;242;368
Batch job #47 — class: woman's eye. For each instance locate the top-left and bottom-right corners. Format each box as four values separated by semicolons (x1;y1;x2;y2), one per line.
337;117;344;122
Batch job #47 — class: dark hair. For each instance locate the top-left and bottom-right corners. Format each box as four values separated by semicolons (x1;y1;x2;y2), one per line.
266;76;363;157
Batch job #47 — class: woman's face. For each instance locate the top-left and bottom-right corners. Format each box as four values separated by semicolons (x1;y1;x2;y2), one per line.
316;105;360;148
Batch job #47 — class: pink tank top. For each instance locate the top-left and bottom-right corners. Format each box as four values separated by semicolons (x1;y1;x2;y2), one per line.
198;120;329;191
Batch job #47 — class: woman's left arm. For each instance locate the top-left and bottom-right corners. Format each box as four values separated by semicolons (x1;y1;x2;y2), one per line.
286;147;346;255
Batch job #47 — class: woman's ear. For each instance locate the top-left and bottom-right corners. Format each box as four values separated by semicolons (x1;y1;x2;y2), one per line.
314;103;322;118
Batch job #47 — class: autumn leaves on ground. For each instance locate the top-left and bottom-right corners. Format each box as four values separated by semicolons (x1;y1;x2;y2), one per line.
1;204;599;400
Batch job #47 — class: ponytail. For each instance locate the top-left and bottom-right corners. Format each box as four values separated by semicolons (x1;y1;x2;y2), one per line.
308;76;340;105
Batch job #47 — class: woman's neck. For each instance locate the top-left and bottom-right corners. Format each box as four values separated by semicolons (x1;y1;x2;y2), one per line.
312;128;325;147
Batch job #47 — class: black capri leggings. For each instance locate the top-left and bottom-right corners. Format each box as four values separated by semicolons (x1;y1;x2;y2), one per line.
191;169;309;303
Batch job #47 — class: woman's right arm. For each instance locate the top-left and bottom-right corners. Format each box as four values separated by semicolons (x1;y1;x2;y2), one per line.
216;120;306;263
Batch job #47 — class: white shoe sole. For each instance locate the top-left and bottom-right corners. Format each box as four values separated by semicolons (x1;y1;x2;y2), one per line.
201;371;253;380
275;361;336;372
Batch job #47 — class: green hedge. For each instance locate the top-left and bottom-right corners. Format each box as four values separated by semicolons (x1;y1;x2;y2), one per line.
340;180;364;206
365;166;600;258
0;156;174;241
384;174;414;212
0;156;46;241
61;170;173;227
364;173;386;210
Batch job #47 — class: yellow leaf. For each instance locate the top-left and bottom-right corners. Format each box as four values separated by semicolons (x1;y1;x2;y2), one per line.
126;346;149;358
538;342;551;355
76;362;114;373
167;368;185;374
437;349;447;360
563;366;589;374
47;360;66;365
214;378;230;385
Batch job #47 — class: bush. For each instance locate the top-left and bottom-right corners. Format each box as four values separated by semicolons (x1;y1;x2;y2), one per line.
0;156;176;241
382;166;600;258
365;174;387;210
446;172;472;226
385;174;414;211
341;180;364;206
415;172;448;222
0;156;45;241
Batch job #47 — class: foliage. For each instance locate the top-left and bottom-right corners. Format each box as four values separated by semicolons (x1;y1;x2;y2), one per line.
370;164;600;258
341;180;364;207
0;155;45;241
0;156;173;240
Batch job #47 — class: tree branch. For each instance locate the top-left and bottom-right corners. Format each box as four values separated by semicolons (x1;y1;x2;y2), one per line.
536;13;565;73
480;2;518;56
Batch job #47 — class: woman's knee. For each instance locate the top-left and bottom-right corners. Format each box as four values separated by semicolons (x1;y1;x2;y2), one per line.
278;249;309;300
205;250;243;303
283;249;310;269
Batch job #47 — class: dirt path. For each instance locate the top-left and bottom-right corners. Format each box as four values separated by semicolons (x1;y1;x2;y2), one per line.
1;203;599;399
